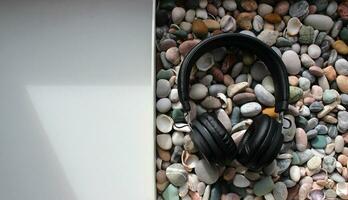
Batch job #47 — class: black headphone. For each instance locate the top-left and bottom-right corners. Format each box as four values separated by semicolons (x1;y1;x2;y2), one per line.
178;33;289;171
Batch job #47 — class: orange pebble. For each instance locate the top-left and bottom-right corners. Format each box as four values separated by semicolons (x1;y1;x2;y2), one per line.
264;13;282;24
262;107;278;118
338;154;348;166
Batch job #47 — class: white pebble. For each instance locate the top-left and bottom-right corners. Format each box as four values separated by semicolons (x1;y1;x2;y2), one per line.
307;44;321;59
282;50;301;75
289;166;301;182
157;134;172;150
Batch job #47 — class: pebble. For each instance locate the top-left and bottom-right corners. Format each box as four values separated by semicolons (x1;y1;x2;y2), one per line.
254;84;275;106
299;25;314;45
264;13;282;24
172;7;186;24
338;111;348;132
185;9;195;22
289;1;309;19
227;82;248;97
220;15;236;32
240;102;262;117
308;65;324;77
277;158;291;173
304;14;334;31
311;135;327;149
201;96;221;110
272;182;287;200
194;160;219;184
241;0;258;12
332;40;348;55
289;166;301;182
307;44;321;59
163;184;179;200
258;3;273;17
157;79;171;98
335;58;348;75
275;1;289;16
323;89;338;104
307;156;322;171
172;132;184;146
189;83;208;100
157;134;173;150
338;1;348;20
233;174;250;188
253;176;274;197
330;173;346;183
257;30;279;46
250;61;270;81
336;182;348;199
210;184;222;200
192;19;208;38
216;109;232;132
222;0;237;11
327;1;338;16
157;98;172;113
335;135;344;153
179;39;200;56
324;65;337;81
295;128;307;151
298;77;310;91
166;164;188;187
196;8;207;19
262;76;274;93
253;15;264;32
282;50;301;75
322;156;336;173
337;75;348;93
289;86;303;103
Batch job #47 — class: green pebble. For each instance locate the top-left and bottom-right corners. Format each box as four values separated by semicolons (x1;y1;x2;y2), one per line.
299;25;314;44
171;109;185;123
227;183;247;197
173;30;188;40
289;86;303;103
253;176;274;197
276;37;292;47
323;89;337;104
311;135;327;149
162;184;179;200
291;152;301;165
315;32;327;45
340;27;348;43
295;116;308;128
157;69;174;80
209;183;222;200
159;0;175;10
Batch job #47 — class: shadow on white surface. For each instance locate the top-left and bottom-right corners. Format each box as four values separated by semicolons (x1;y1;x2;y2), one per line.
0;0;155;199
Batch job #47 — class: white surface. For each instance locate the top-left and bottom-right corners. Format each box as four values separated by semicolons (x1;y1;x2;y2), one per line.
0;0;155;199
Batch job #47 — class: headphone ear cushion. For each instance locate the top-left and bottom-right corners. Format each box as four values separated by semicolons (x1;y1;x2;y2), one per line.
198;113;238;163
190;120;215;163
237;114;271;168
254;120;283;169
192;119;225;162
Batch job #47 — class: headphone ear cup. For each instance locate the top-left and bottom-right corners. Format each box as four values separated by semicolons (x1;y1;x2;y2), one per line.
237;114;271;168
190;119;215;163
254;120;283;169
192;119;225;162
198;113;238;163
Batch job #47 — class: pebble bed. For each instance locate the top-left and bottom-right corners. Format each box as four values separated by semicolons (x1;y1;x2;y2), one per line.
155;0;348;199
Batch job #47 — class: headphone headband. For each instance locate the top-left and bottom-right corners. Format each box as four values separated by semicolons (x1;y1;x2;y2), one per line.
178;33;289;113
